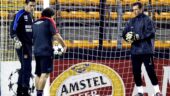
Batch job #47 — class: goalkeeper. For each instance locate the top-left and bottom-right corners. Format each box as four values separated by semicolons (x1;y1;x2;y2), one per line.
10;0;36;95
32;8;66;96
122;2;161;96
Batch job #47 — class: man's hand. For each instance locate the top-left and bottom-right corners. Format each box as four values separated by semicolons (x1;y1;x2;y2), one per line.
13;37;22;49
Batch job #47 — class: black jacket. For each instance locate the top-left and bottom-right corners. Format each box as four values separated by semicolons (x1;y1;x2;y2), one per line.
122;13;156;55
10;9;33;45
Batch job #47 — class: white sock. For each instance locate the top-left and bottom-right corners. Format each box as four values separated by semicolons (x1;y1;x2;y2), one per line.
153;85;160;94
137;86;143;93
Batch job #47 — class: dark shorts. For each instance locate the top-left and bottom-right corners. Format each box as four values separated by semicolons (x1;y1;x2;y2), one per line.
35;56;53;76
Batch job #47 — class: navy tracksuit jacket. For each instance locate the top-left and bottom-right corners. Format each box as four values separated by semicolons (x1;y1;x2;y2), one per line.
122;13;156;55
10;9;33;88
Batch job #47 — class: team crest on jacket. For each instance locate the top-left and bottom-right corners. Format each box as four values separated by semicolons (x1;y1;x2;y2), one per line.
50;62;125;96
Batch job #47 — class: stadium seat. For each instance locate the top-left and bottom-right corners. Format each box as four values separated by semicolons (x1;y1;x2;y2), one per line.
12;0;25;3
86;0;99;6
50;0;56;5
155;12;170;20
60;11;70;19
60;11;99;20
155;40;170;49
106;0;116;6
121;0;137;6
152;0;170;6
34;11;41;18
57;0;66;5
64;40;72;48
69;11;87;19
68;40;96;48
36;0;43;4
0;11;8;18
86;12;99;20
121;0;148;5
1;0;8;4
110;12;117;20
122;41;131;48
91;40;99;48
123;12;135;20
58;0;74;5
79;40;92;48
103;40;117;48
73;0;86;5
139;0;149;5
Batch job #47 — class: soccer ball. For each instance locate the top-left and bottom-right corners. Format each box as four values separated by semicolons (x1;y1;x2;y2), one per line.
53;44;64;55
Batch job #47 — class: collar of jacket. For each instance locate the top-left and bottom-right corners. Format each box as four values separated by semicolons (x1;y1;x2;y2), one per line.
40;16;51;20
136;13;145;18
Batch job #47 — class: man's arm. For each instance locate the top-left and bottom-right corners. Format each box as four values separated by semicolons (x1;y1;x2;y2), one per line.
122;20;133;42
48;18;67;52
10;10;25;38
53;33;67;53
10;10;25;49
138;18;156;41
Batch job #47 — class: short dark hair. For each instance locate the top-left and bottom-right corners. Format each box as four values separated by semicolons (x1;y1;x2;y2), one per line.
132;2;143;9
25;0;36;4
41;8;55;17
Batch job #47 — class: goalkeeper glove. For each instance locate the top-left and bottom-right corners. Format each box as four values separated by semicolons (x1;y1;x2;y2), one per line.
125;32;140;43
13;37;22;49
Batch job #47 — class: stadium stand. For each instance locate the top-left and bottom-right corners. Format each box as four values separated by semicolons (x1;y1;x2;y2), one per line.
36;0;43;4
64;40;98;48
87;11;100;19
58;0;100;6
1;0;170;56
69;11;87;19
109;12;117;20
13;0;25;3
86;0;100;6
138;0;149;5
151;0;170;6
1;0;8;4
34;11;41;18
122;12;135;20
60;11;119;20
50;0;56;5
0;11;8;18
155;12;170;20
106;0;116;5
60;11;70;19
58;0;74;5
121;0;150;5
63;40;170;49
121;0;137;5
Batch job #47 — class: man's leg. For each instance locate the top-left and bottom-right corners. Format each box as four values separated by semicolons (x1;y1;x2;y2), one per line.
143;54;161;94
20;45;32;96
35;56;53;96
35;76;40;89
16;48;24;96
131;55;143;94
36;73;50;96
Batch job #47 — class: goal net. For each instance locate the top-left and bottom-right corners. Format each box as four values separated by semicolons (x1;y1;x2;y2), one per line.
50;0;170;96
0;0;170;96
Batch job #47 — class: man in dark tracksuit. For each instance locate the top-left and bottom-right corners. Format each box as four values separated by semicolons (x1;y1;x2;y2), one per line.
32;8;66;96
122;2;162;96
10;0;35;95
